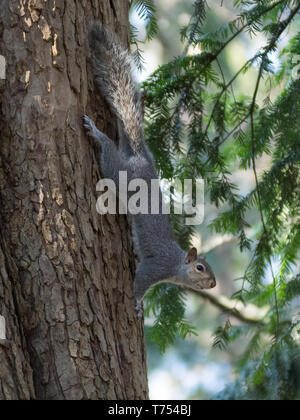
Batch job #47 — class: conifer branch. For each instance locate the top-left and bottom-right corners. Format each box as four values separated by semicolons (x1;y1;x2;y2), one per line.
142;0;300;364
192;290;266;326
249;2;300;338
204;0;288;68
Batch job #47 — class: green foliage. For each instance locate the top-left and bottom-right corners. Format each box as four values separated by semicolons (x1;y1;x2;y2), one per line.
213;319;232;351
130;0;158;70
144;284;198;353
132;0;158;40
131;0;300;399
214;341;300;400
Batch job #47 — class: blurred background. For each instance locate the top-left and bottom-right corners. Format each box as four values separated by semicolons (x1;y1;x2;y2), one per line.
130;0;299;400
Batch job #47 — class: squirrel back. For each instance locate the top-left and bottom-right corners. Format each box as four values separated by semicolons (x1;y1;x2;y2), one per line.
89;23;143;153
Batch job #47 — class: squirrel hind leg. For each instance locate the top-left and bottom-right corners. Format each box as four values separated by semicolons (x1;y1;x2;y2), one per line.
82;115;98;138
117;119;135;156
82;115;109;145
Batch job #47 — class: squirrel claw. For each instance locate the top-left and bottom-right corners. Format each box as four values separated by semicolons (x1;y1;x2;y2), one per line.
135;300;143;319
82;115;97;137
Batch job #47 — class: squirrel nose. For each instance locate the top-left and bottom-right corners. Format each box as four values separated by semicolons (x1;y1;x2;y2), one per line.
210;278;216;289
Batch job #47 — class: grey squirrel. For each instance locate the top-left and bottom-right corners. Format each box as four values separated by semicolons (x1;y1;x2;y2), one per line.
83;23;216;316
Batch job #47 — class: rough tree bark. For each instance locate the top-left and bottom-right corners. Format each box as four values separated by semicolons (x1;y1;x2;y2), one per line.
0;0;148;400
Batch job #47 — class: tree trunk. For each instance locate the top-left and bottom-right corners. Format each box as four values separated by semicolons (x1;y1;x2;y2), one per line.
0;0;148;400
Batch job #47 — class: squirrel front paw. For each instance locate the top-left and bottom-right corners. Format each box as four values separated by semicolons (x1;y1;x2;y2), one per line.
135;299;143;319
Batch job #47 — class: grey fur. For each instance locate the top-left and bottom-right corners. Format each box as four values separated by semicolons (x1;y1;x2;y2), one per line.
88;22;143;152
84;23;216;310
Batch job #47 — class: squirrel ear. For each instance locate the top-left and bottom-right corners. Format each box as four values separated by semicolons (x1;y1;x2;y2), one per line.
185;248;198;264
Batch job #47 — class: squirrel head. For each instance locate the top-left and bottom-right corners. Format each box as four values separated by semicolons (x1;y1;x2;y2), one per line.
179;247;216;291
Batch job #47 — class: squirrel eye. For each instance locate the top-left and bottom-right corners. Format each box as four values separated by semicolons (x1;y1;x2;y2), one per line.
196;264;204;272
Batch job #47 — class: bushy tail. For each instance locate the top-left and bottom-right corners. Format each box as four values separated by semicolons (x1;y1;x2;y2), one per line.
89;22;143;152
